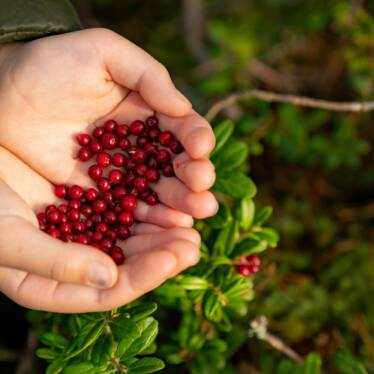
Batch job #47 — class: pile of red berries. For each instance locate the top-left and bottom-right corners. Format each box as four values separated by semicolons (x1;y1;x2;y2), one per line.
234;255;261;276
36;116;183;265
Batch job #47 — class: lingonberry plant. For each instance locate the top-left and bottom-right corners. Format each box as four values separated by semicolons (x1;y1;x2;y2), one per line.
30;119;279;373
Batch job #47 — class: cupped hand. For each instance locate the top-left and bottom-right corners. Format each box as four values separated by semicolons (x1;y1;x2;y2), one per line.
0;28;217;219
0;147;201;312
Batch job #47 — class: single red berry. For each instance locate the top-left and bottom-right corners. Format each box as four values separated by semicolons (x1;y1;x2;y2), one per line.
134;177;148;192
68;209;80;222
58;204;69;213
136;164;148;176
103;210;117;224
247;255;261;267
81;204;93;217
73;221;86;234
97;177;111;192
148;128;160;140
159;131;173;146
113;186;127;200
144;142;158;156
132;148;147;164
103;191;113;203
96;222;109;233
92;213;103;223
96;152;111;167
93;126;105;139
45;204;57;214
68;185;84;200
170;140;183;154
54;185;67;199
90;139;103;153
76;234;90;245
119;138;130;150
60;213;68;223
116;124;129;138
124;173;136;187
102;133;118;149
130;120;145;135
104;119;117;132
92;231;103;242
86;218;94;229
85;188;99;201
78;147;93;161
101;238;113;252
146;115;159;128
106;229;117;241
76;133;91;146
117;226;130;240
236;265;252;276
37;212;47;224
157;149;171;164
138;189;151;201
118;211;134;226
47;228;60;239
92;199;107;213
68;200;80;210
62;233;74;242
46;210;62;224
125;158;136;171
111;246;125;265
162;163;175;177
88;165;103;180
120;195;137;211
146;192;158;206
137;135;148;147
145;168;160;182
114;203;123;213
108;169;123;185
112;152;126;167
147;157;158;168
59;222;72;234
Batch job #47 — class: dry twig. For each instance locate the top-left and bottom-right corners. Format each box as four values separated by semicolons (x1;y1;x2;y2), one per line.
205;89;374;121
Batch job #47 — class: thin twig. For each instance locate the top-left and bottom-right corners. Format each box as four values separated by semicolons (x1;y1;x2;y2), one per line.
249;316;303;363
205;89;374;121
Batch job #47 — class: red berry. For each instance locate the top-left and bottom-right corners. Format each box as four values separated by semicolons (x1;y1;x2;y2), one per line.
111;246;125;265
81;204;93;217
46;210;62;224
113;186;127;200
124;173;136;187
76;133;91;146
157;149;171;164
144;142;158;156
116;124;129;138
147;157;158;168
92;231;103;242
117;226;130;240
134;177;148;192
118;211;134;226
170;140;183;154
85;188;99;201
93;126;105;139
131;148;147;164
78;147;93;161
148;128;160;140
119;138;130;150
126;158;136;171
88;165;103;180
112;152;126;167
145;168;160;182
146;192;158;206
73;221;86;234
54;185;67;199
159;131;173;146
104;119;117;132
58;204;69;213
103;211;117;224
108;169;123;185
236;265;251;276
162;163;174;177
137;135;148;147
59;222;72;234
76;234;90;245
90;139;103;153
120;195;137;211
68;185;84;200
101;238;113;252
103;191;113;203
96;222;109;233
45;204;57;214
130;120;145;135
68;200;80;210
136;164;148;176
146;115;159;128
47;228;60;239
97;177;111;192
68;209;80;222
106;229;117;241
102;133;118;149
92;199;107;213
62;233;74;242
96;152;111;167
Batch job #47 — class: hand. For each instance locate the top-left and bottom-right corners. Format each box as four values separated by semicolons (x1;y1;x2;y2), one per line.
0;28;217;218
0;146;201;312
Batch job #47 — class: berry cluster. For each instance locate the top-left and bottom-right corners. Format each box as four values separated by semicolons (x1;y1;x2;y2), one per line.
37;116;183;265
234;255;261;276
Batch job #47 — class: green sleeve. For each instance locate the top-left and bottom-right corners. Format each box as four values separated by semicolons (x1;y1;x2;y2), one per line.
0;0;81;43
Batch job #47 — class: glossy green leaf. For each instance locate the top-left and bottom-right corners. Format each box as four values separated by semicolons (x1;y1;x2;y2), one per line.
253;206;273;226
46;359;66;374
212;139;248;170
36;348;58;360
63;362;94;374
214;171;257;198
255;227;279;247
123;302;158;322
40;332;70;350
211;120;234;157
303;353;322;374
230;238;268;259
237;196;255;231
214;218;239;256
203;290;223;322
116;320;142;358
177;275;209;290
91;333;113;366
127;357;165;373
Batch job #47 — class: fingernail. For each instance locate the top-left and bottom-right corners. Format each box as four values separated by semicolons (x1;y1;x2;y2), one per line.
87;262;113;288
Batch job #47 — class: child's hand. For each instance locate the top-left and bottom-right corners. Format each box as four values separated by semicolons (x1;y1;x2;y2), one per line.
0;147;201;312
0;28;217;219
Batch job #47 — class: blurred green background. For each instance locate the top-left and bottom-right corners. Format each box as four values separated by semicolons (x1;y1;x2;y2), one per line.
1;0;373;373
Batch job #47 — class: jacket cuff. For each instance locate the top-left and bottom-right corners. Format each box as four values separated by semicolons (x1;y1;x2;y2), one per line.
0;0;81;43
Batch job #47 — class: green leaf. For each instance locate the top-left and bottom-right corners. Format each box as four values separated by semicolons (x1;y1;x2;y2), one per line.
65;319;104;360
63;362;94;374
91;333;113;366
230;238;268;259
255;227;279;247
46;359;66;374
177;275;209;290
214;171;257;198
40;332;70;350
214;218;239;256
205;201;231;229
187;334;205;351
203;290;223;322
36;348;58;360
333;348;367;374
154;281;186;298
303;353;322;374
253;206;273;226
123;302;158;322
212;139;248;170
121;318;159;359
211;120;234;157
237;196;255;231
128;357;165;373
116;320;142;358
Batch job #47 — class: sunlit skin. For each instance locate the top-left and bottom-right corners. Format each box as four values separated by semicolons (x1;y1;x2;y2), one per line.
0;28;218;312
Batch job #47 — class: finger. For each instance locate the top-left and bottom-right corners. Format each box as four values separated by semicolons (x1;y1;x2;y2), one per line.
0;216;118;289
93;29;192;117
122;228;200;256
134;201;193;228
173;152;216;192
152;177;218;219
132;223;165;235
157;111;215;159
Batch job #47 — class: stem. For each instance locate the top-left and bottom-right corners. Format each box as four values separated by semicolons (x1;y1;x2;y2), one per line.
205;89;374;121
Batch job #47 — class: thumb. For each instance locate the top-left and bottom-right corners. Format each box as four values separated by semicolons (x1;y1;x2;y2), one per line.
92;28;192;116
0;216;118;289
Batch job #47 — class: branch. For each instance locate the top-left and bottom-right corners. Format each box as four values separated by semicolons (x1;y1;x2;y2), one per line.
249;316;303;363
205;89;374;121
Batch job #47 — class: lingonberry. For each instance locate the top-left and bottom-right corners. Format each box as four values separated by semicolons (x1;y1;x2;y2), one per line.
103;191;113;203
146;193;158;206
78;147;93;161
68;185;84;200
68;200;80;210
90;139;103;153
134;177;148;192
45;204;57;214
130;120;145;135
47;228;60;239
73;221;86;234
62;233;74;242
157;149;171;164
111;246;125;265
97;177;111;192
85;188;99;201
59;222;72;234
117;226;130;240
92;213;102;223
102;133;118;149
147;157;158;168
159;131;173;146
137;135;148;147
85;218;94;229
54;185;67;199
112;152;126;167
93;126;105;139
92;199;107;213
146;115;159;128
92;231;103;243
101;238;113;252
145;168;160;182
132;148;147;164
118;211;134;226
148;128;160;140
144;142;158;156
46;209;62;224
116;124;129;138
124;173;136;187
76;133;91;146
103;211;117;224
104;119;117;132
81;204;93;217
108;169;123;185
162;163;175;177
125;158;136;171
119;138;130;150
120;194;137;211
113;186;127;199
76;234;90;245
96;222;109;233
136;164;148;176
170;140;183;154
68;209;80;222
106;229;117;241
96;152;111;167
58;204;69;214
60;214;68;223
88;164;103;180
